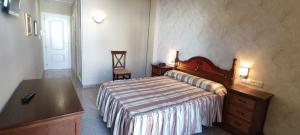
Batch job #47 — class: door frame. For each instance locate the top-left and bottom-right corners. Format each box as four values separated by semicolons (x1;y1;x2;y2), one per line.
41;12;71;70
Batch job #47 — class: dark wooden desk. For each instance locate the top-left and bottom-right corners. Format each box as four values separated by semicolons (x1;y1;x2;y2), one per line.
0;79;84;135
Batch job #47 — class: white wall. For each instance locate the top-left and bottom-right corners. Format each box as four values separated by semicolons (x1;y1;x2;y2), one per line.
71;4;76;73
72;0;82;81
40;1;72;15
146;0;159;76
0;0;43;111
150;0;300;134
81;0;150;86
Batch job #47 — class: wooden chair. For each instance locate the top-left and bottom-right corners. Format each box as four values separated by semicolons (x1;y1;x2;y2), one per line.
111;51;131;80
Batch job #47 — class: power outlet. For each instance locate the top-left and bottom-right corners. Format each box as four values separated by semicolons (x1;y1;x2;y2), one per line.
240;79;264;88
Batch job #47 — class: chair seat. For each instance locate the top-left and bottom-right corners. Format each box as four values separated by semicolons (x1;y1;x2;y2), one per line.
113;68;131;75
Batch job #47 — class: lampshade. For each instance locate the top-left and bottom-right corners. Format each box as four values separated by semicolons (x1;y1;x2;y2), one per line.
239;67;249;78
167;49;177;66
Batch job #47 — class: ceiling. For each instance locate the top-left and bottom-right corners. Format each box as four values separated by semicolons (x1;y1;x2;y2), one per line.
40;0;75;6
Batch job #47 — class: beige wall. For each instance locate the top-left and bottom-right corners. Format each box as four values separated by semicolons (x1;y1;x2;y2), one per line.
40;1;72;15
0;0;43;111
150;0;300;134
81;0;150;86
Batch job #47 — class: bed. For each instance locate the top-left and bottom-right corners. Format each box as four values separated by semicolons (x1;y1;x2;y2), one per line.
96;51;237;135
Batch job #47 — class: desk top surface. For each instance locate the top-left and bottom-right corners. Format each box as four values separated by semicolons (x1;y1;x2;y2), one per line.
0;78;84;130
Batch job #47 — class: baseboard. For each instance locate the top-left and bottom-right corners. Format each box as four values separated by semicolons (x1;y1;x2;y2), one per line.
82;84;101;89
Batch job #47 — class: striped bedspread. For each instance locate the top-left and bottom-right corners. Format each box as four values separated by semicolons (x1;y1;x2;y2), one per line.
96;76;224;135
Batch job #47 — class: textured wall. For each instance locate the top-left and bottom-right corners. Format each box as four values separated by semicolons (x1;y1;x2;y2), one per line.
0;0;43;111
153;0;300;134
81;0;150;86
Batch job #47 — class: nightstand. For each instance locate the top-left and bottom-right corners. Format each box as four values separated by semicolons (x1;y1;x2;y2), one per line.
222;85;273;135
151;64;173;77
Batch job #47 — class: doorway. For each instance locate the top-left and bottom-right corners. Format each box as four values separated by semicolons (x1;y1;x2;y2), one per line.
42;13;71;70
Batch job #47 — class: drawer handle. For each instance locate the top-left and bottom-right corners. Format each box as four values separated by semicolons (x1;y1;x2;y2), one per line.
236;110;245;116
238;99;247;104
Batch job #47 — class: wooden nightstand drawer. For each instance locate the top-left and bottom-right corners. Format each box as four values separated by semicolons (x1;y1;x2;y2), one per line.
151;65;173;76
228;104;253;122
152;67;162;75
223;85;273;135
230;93;256;110
226;115;251;134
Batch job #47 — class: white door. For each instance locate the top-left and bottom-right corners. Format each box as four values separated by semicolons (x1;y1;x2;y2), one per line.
42;13;71;69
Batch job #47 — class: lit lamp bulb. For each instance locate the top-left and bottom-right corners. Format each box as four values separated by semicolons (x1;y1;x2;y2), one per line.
239;67;249;79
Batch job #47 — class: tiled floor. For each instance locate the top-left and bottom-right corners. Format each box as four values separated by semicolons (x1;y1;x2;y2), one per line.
44;69;230;135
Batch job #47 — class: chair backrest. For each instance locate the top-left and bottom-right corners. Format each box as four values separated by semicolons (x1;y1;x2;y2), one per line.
111;51;127;69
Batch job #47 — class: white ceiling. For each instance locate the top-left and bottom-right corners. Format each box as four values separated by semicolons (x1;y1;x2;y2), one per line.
40;0;75;6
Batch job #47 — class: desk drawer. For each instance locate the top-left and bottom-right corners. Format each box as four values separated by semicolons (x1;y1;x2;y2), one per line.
230;94;256;110
226;115;251;134
228;104;253;122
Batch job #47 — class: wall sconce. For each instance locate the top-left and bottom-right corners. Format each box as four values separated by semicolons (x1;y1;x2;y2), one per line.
92;11;106;24
239;67;249;79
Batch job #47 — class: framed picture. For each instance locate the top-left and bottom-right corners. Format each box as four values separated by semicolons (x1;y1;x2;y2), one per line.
33;20;38;36
2;0;21;16
24;13;32;36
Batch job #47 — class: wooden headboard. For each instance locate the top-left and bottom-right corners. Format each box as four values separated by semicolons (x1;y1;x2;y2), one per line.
174;51;237;88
